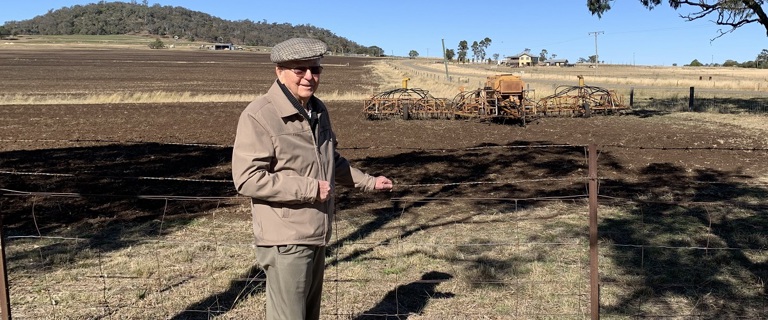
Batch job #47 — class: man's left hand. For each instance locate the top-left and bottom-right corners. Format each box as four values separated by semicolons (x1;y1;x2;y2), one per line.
374;176;393;191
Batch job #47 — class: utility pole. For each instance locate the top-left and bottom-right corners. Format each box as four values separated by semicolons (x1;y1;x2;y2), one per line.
442;39;450;81
589;31;604;69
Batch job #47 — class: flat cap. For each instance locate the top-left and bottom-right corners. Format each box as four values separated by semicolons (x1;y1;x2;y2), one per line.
270;38;328;63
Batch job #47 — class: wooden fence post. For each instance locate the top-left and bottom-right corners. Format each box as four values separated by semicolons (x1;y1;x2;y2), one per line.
589;144;599;320
689;87;695;112
0;214;11;320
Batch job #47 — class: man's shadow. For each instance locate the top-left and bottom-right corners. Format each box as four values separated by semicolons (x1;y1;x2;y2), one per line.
169;265;265;320
354;271;455;319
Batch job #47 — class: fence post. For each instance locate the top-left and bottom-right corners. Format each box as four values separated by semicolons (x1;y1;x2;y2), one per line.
0;214;11;320
588;144;599;320
629;88;634;108
689;87;695;112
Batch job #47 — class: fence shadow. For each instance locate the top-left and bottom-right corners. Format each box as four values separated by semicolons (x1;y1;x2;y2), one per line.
3;139;765;318
326;141;601;316
336;142;767;318
598;162;768;318
1;143;237;269
329;141;594;264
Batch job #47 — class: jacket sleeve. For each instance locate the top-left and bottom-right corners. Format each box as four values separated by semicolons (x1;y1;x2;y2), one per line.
231;109;318;203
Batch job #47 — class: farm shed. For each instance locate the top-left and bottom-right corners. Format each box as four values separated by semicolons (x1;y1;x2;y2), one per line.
542;58;570;66
212;43;234;50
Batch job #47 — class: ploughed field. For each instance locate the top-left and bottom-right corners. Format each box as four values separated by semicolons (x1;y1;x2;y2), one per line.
0;47;766;319
2;48;766;172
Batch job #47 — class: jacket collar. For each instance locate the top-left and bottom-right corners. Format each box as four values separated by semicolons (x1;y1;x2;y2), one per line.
268;80;325;119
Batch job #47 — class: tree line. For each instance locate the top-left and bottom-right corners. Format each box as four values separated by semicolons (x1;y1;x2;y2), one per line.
428;38;493;63
0;1;384;56
686;49;768;68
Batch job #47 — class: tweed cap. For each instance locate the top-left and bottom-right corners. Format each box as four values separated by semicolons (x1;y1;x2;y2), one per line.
270;38;328;63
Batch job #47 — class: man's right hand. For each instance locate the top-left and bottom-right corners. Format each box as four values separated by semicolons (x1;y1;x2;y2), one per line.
317;180;331;203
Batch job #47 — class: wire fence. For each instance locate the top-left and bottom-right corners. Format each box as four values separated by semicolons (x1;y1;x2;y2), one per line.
0;141;766;319
631;88;768;114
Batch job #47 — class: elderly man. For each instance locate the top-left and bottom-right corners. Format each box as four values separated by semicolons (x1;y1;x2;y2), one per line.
231;38;393;320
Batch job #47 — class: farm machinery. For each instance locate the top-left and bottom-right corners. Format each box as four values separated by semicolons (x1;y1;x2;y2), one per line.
451;74;538;124
362;75;629;122
537;75;629;116
362;78;451;120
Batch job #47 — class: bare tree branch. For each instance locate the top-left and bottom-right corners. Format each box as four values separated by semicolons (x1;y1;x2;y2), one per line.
588;0;768;38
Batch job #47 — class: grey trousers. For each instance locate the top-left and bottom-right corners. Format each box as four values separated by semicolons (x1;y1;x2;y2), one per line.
256;244;325;320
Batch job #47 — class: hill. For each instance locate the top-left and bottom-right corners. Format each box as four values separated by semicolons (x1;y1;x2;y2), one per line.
0;1;383;56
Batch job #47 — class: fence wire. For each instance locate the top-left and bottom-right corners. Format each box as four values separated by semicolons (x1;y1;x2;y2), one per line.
0;143;766;319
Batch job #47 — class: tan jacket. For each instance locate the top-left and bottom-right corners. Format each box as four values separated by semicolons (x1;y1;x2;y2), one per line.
232;81;376;246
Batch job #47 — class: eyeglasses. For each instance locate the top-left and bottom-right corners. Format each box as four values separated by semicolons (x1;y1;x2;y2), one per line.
279;65;324;76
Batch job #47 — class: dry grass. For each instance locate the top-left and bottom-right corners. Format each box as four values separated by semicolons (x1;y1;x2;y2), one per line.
0;91;369;105
404;60;768;90
380;59;768;102
9;198;596;319
8;202;263;319
12;196;766;318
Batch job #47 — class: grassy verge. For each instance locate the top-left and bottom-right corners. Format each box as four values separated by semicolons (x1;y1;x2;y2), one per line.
0;91;370;105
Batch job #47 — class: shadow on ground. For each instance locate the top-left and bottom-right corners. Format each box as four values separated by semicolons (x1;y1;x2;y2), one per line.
353;271;454;320
2;138;766;318
169;265;265;320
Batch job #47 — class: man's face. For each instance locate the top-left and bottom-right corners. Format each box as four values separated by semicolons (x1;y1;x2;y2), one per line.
276;58;322;104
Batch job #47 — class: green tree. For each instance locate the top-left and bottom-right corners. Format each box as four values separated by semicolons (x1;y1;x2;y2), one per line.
587;0;768;39
470;40;480;62
492;53;500;62
408;50;419;59
539;49;548;61
0;26;8;39
688;59;704;66
367;45;384;57
722;59;740;67
478;37;491;60
741;60;757;68
445;48;455;61
457;40;468;63
148;38;165;49
757;48;768;68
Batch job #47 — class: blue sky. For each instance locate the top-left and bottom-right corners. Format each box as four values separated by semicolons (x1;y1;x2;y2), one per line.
1;1;764;66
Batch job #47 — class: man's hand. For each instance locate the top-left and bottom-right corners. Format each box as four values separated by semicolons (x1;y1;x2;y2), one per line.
317;180;331;203
374;176;393;191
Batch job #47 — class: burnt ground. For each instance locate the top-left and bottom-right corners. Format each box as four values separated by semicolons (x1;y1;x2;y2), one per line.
0;47;767;318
